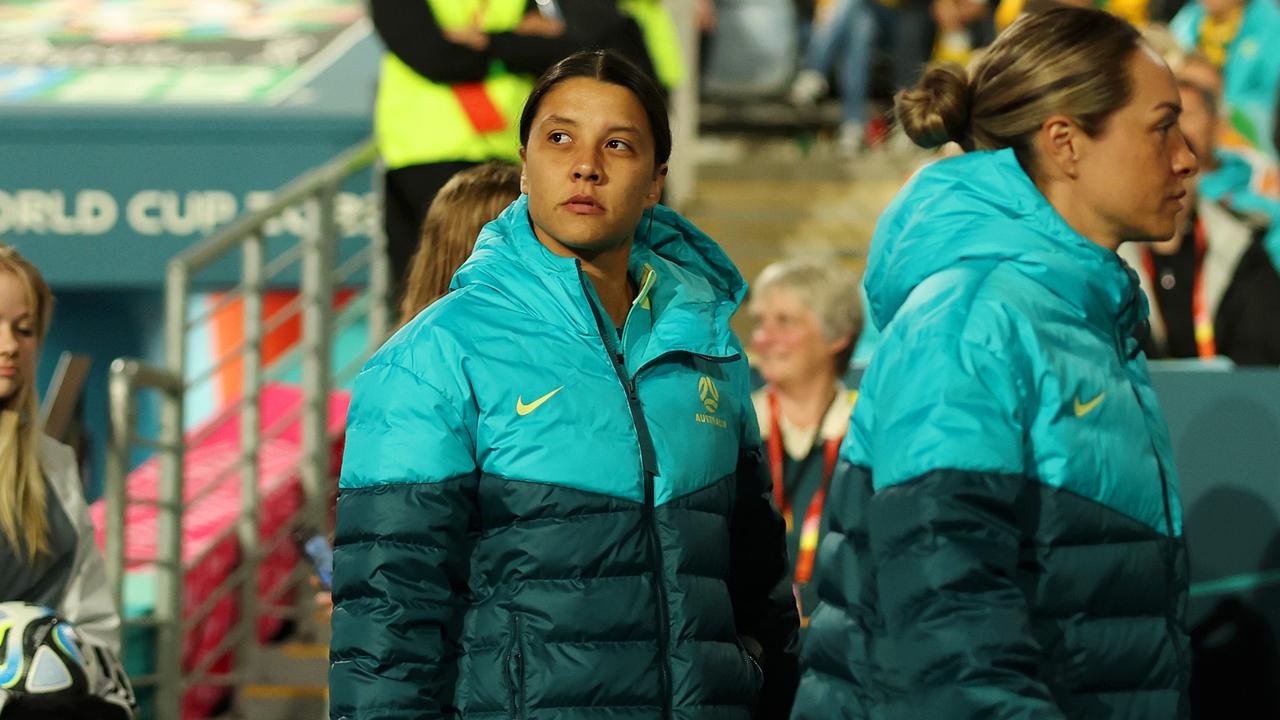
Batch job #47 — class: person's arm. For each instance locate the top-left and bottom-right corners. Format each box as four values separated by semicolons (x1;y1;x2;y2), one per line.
931;0;989;31
42;439;122;655
328;357;479;720
864;333;1065;719
59;502;121;654
728;374;801;718
488;2;641;78
368;0;491;83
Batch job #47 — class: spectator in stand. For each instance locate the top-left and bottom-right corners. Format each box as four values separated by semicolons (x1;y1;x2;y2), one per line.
747;258;861;632
1170;0;1280;153
995;0;1152;31
1119;68;1280;364
790;0;991;155
370;0;659;306
1151;38;1280;271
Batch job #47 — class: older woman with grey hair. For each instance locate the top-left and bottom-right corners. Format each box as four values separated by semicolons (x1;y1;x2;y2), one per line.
747;257;862;629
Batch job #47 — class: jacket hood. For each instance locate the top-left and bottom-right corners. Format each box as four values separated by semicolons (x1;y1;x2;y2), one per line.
865;149;1147;338
451;195;746;358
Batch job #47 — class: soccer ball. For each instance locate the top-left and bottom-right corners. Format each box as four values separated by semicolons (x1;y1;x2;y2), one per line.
0;602;135;719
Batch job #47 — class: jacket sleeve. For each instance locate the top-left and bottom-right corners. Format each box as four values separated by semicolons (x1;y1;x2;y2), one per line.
863;335;1065;719
489;2;655;80
368;0;491;84
329;359;479;720
790;456;876;719
45;440;123;655
729;384;801;718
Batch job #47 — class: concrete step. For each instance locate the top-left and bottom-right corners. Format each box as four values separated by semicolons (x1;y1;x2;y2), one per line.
235;683;328;720
213;634;329;719
254;642;329;687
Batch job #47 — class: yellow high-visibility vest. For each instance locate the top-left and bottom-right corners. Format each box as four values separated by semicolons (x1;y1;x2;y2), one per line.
996;0;1149;31
375;0;531;170
618;0;685;89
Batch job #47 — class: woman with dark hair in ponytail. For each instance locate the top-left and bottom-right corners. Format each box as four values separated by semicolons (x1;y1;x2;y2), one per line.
794;7;1198;720
331;50;800;720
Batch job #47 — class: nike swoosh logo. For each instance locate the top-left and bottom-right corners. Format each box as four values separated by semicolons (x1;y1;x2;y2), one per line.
516;386;564;416
1074;392;1106;417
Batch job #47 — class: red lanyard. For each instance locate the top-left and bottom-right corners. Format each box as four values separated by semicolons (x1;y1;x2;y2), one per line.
1143;219;1216;359
767;391;842;585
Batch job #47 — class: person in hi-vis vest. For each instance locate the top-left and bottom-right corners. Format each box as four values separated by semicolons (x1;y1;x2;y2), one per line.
369;0;667;307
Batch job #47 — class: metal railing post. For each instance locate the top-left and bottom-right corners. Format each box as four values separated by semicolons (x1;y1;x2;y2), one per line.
105;140;381;711
237;234;265;690
368;161;391;345
157;261;189;720
667;0;701;212
301;187;337;532
104;361;133;626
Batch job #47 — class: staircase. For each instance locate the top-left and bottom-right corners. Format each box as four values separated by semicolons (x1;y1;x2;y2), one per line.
683;132;926;333
215;607;331;720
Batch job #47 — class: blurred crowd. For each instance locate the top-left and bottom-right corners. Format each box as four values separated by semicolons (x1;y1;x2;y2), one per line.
698;0;1280;366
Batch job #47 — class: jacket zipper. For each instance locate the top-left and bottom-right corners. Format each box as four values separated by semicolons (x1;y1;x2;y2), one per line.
578;266;673;719
508;614;526;720
1118;330;1189;690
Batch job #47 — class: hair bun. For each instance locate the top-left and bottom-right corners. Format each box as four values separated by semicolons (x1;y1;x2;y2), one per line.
894;63;973;149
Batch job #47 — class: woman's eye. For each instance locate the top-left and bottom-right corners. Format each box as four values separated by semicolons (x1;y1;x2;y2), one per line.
14;326;33;338
606;139;632;151
549;131;570;144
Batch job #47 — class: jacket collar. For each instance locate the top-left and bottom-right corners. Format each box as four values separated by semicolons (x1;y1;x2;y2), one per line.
866;149;1148;341
452;196;745;363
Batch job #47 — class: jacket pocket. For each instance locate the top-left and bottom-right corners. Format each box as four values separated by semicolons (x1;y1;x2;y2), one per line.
736;635;765;697
506;614;527;719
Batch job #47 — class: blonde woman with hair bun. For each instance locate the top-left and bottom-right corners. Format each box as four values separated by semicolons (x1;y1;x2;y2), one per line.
0;244;122;649
794;7;1197;719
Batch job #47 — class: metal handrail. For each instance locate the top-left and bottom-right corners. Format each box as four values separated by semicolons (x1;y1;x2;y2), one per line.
106;137;387;720
174;141;377;275
104;358;184;718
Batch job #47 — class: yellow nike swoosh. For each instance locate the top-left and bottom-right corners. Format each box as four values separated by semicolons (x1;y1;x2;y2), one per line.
1074;392;1106;417
516;386;564;416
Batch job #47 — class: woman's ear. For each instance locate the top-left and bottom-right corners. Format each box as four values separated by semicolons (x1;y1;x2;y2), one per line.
646;164;669;208
1038;115;1083;179
519;147;529;195
828;332;853;357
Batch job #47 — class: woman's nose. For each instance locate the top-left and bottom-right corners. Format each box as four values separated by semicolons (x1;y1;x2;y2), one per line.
572;149;602;183
1174;134;1199;178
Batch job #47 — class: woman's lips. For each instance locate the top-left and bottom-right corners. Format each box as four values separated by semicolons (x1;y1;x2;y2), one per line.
564;195;605;215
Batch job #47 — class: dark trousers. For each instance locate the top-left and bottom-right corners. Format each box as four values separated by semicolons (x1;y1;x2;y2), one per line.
383;161;479;306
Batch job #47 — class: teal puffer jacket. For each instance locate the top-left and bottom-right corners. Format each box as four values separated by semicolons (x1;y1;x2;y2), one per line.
330;197;800;720
792;150;1189;720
